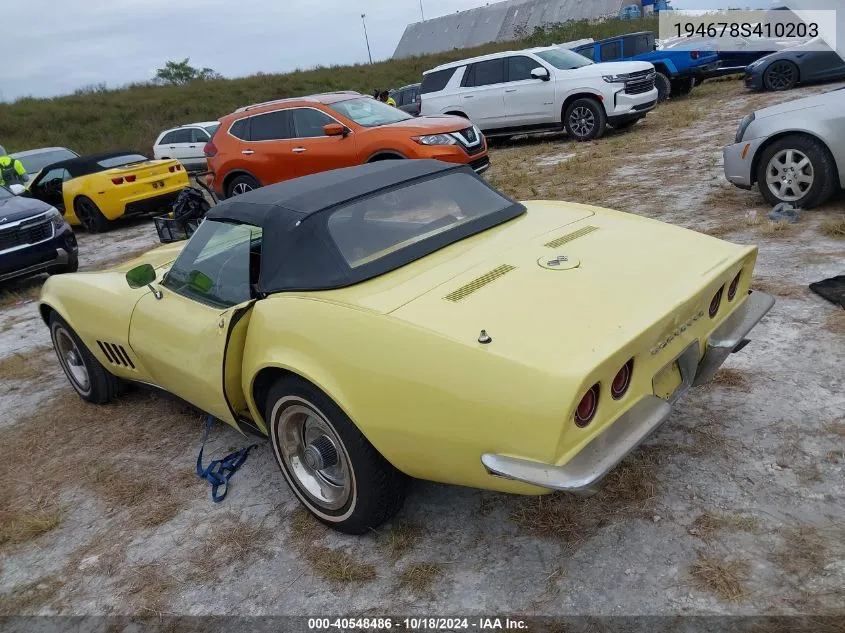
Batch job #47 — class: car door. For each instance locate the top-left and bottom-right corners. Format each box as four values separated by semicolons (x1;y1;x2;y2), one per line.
187;127;211;169
162;128;194;162
243;109;296;185
503;55;556;126
803;50;845;81
29;167;71;212
288;107;359;178
458;58;507;130
128;221;261;426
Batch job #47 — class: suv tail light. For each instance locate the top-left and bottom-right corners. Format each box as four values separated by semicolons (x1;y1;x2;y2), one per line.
125;175;136;183
168;164;183;173
574;384;600;427
111;177;124;185
691;51;701;59
204;140;218;158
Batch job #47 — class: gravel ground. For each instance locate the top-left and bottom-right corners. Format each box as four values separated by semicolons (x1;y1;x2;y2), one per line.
0;79;843;620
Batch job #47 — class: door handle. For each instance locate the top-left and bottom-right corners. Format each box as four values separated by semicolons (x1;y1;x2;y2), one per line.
292;147;307;153
241;150;254;155
189;145;196;148
505;88;517;93
463;95;474;99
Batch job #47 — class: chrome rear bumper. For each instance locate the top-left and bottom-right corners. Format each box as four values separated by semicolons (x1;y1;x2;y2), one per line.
481;291;775;493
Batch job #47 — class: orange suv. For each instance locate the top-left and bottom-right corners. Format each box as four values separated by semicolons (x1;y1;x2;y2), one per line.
204;91;489;198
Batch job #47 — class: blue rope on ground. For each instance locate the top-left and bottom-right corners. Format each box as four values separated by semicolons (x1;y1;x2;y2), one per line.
196;415;258;503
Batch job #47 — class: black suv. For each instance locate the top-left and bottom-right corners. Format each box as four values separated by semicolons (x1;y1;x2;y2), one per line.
0;185;78;284
389;83;421;116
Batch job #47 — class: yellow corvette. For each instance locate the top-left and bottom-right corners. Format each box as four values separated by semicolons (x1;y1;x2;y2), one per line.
38;160;774;533
25;151;188;232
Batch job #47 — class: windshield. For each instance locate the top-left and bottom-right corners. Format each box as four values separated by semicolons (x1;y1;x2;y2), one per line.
535;48;594;70
203;123;220;136
13;149;77;174
328;97;413;127
327;172;513;269
0;185;12;200
97;154;149;169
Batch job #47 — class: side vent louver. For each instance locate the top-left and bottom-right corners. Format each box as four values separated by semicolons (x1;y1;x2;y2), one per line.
444;264;516;302
544;225;598;249
97;341;136;370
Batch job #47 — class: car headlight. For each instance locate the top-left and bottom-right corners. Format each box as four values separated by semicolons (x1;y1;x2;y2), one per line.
735;112;755;143
46;207;65;229
602;74;629;83
413;133;458;146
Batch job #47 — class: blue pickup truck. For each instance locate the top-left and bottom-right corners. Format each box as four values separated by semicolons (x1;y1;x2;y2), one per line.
573;31;720;101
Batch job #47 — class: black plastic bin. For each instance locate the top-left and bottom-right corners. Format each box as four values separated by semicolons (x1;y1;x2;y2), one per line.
153;215;202;244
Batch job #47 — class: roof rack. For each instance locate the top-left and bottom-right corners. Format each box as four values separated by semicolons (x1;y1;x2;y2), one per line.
234;91;362;113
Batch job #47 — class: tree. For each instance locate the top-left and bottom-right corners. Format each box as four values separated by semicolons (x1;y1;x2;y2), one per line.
154;58;221;85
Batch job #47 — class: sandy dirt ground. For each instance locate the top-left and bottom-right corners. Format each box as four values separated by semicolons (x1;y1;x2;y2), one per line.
0;79;843;619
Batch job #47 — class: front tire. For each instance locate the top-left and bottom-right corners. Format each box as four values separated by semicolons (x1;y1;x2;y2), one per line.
564;98;606;142
74;196;110;233
267;376;407;534
654;72;672;102
48;252;78;275
226;174;260;198
763;61;798;91
755;134;838;208
49;313;120;404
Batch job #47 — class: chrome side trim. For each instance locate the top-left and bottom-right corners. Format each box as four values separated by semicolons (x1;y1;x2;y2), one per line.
693;290;775;386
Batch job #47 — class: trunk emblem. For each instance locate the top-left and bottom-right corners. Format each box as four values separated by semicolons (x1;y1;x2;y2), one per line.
650;310;705;355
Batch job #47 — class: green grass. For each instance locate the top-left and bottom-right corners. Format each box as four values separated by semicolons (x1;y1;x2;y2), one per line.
0;18;658;156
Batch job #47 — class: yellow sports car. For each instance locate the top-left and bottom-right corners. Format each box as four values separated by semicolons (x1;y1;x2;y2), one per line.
38;160;774;533
24;151;188;232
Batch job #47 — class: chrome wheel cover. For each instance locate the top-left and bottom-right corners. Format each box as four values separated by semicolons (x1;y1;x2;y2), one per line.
272;398;352;512
53;325;91;395
231;182;253;196
569;106;595;138
765;149;813;202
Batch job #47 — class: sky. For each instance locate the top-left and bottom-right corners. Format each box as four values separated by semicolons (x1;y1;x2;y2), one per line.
1;0;780;101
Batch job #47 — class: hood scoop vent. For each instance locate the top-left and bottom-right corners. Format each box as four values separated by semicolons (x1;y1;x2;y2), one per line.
444;264;516;302
544;225;598;249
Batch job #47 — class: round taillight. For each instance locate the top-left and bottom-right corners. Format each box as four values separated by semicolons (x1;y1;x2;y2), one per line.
728;271;741;301
574;384;600;428
611;359;634;400
709;286;724;318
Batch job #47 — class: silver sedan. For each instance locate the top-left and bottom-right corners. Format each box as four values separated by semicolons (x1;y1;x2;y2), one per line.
723;87;845;208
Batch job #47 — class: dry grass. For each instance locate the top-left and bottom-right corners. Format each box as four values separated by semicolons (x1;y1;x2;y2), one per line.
120;563;175;615
708;368;750;391
0;284;41;309
819;216;845;238
0;500;63;546
751;277;806;298
822;420;845;437
0;575;65;614
385;521;424;561
770;525;828;579
689;551;749;602
0;347;55;381
92;244;157;271
688;511;761;542
305;546;377;584
398;562;444;594
186;512;275;581
823;310;845;334
759;220;794;238
510;455;659;545
288;506;326;543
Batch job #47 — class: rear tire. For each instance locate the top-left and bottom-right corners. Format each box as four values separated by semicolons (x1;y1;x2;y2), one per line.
671;77;694;97
267;376;407;534
74;196;110;233
49;312;120;404
654;72;672;102
755;134;838;209
226;174;260;198
563;98;606;142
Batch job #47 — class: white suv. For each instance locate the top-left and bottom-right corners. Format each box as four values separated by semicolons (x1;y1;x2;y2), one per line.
420;46;658;141
152;121;220;171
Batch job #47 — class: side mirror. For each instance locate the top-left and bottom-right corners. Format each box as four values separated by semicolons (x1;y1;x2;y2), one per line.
531;67;551;81
8;183;26;195
126;263;157;289
324;123;348;137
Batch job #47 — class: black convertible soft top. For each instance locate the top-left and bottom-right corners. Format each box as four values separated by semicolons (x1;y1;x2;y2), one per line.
40;150;144;179
206;160;525;294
